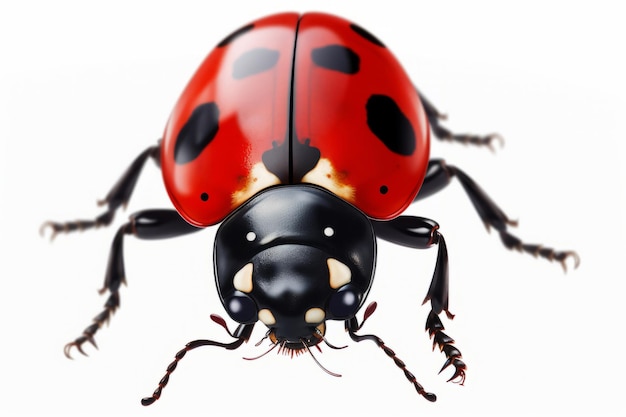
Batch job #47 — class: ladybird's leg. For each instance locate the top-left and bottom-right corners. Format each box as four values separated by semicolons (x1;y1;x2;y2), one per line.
41;141;161;239
413;159;580;270
372;217;466;385
141;321;255;406
64;209;200;358
345;311;437;402
417;90;503;150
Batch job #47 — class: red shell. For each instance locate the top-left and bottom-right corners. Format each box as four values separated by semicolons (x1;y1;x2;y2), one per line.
161;12;430;227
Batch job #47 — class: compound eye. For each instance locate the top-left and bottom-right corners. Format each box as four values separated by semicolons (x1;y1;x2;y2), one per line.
225;291;257;324
328;284;361;319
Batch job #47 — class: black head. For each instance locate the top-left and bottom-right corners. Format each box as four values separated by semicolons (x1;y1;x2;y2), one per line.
214;185;376;350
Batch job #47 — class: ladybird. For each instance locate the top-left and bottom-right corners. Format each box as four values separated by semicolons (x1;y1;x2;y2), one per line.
42;11;578;406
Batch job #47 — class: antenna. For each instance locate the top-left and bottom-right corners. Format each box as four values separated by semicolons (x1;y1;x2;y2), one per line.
301;339;342;377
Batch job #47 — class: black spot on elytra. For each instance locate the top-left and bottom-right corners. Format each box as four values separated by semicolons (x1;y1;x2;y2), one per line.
233;48;280;79
174;102;220;164
311;45;360;74
200;192;209;201
217;23;254;47
366;95;416;156
350;23;385;47
380;185;388;194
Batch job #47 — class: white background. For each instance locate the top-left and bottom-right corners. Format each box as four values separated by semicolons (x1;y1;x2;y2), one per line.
1;1;625;416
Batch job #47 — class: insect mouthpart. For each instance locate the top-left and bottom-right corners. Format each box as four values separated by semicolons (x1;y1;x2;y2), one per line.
267;323;327;353
250;324;343;377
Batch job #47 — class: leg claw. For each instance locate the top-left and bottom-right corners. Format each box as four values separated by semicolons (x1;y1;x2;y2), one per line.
39;221;62;241
444;359;466;385
557;251;581;272
64;339;88;359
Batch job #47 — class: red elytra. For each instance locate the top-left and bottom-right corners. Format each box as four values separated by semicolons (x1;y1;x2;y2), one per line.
161;12;430;227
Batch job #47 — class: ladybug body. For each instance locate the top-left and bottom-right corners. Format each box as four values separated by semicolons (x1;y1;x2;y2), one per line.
43;11;577;407
160;12;429;348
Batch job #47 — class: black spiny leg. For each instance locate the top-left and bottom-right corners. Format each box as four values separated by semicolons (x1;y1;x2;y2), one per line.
141;318;254;406
417;90;503;150
41;142;161;239
415;159;580;271
64;209;200;358
372;217;466;387
346;303;437;402
425;310;466;384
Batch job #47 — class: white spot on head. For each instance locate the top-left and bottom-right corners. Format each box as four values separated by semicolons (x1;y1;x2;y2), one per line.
324;226;334;237
305;307;325;324
233;263;254;293
258;309;276;325
327;258;352;289
246;231;256;241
